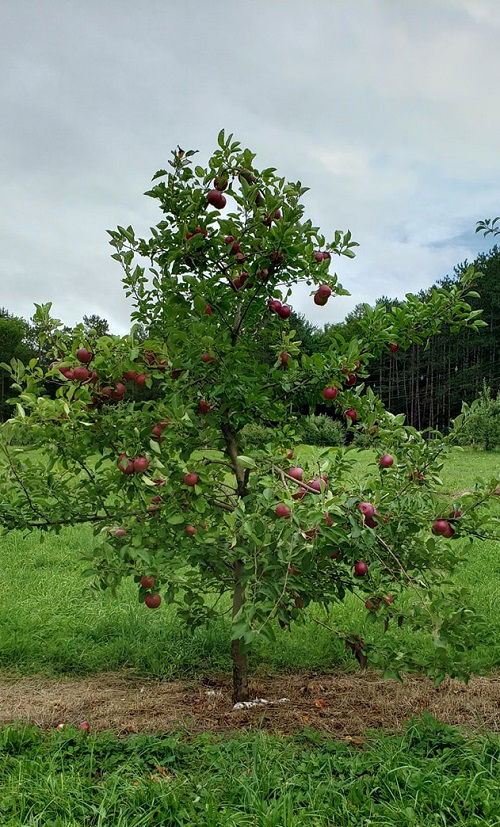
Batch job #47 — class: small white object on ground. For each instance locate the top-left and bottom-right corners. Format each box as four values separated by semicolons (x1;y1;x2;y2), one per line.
233;697;290;710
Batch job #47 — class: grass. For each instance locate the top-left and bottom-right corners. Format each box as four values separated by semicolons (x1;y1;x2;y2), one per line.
0;447;498;679
0;716;498;826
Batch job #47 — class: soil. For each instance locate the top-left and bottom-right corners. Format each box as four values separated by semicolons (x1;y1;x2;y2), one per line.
0;670;498;737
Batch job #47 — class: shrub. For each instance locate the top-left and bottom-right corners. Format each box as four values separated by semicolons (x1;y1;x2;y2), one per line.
299;414;345;446
458;384;500;451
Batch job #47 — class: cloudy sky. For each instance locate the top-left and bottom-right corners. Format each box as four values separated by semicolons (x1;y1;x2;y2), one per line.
1;0;499;333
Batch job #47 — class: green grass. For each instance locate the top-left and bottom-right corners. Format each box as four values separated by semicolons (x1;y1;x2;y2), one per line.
0;448;498;679
0;716;498;826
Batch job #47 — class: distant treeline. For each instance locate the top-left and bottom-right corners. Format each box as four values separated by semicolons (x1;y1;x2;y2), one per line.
1;248;499;432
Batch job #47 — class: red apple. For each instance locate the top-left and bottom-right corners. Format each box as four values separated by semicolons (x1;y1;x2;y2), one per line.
314;293;328;306
286;449;294;459
207;189;226;209
365;598;380;611
330;550;340;560
115;528;127;538
314;251;324;262
133;457;149;474
389;343;399;353
268;299;282;313
277;304;291;319
384;594;394;605
214;175;228;192
364;515;378;528
185;525;197;536
204;304;213;315
59;366;73;378
72;366;90;382
358;502;375;517
322;386;338;400
431;519;455;538
280;352;290;365
344;408;358;422
76;348;93;364
145;593;161;609
151;425;163;438
201;353;215;363
270;250;285;265
292;489;307;500
118;454;135;475
354;561;368;577
123;370;138;382
224;235;235;244
288;566;298;575
258;268;269;281
275;504;291;518
379;454;394;468
184;472;199;486
288;466;304;481
140;575;155;589
78;721;91;733
317;285;332;298
308;478;327;493
198;399;212;414
135;373;147;387
344;373;357;387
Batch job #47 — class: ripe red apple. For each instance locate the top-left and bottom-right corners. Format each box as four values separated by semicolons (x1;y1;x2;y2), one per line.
118;454;135;475
280;352;290;365
151;425;163;438
358;502;376;517
144;351;156;365
204;304;213;315
171;369;183;380
239;168;256;184
330;550;340;560
323;251;331;261
145;593;161;609
314;292;328;306
78;721;91;733
59;366;73;378
184;472;199;486
308;477;327;493
198;399;212;414
431;519;455;538
201;353;215;363
207;189;226;209
122;370;138;382
133;457;149;474
288;466;304;481
268;299;282;313
286;449;294;459
76;348;93;364
354;561;368;577
365;598;380;611
344;408;358;422
269;250;285;265
213;175;228;191
150;495;162;505
194;225;207;237
408;469;424;482
317;285;332;298
115;528;127;538
384;594;394;605
112;383;125;400
275;504;291;518
304;527;319;540
135;373;147;387
153;477;166;486
224;235;235;244
185;525;197;536
277;304;291;319
322;386;338;400
292;489;307;500
258;268;269;281
72;366;90;382
140;575;155;589
451;508;463;518
314;251;324;262
379;454;394;468
288;565;298;575
364;515;378;528
389;343;399;353
344;373;357;387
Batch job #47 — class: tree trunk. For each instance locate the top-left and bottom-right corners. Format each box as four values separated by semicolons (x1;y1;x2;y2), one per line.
231;559;249;703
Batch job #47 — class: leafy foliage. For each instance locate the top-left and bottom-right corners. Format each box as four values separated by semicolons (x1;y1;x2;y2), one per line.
0;132;498;698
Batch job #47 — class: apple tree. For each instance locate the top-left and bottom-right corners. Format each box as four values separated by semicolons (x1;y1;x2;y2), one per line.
0;132;498;701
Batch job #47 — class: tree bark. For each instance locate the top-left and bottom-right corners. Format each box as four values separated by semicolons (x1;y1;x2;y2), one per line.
231;559;249;703
221;420;250;703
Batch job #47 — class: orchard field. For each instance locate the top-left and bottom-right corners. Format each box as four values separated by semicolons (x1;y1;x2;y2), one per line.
0;446;498;825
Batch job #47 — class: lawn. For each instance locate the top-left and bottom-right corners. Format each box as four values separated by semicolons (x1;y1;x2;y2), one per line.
0;447;498;679
0;717;498;826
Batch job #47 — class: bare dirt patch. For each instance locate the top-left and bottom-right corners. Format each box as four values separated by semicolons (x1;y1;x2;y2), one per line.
1;671;499;737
